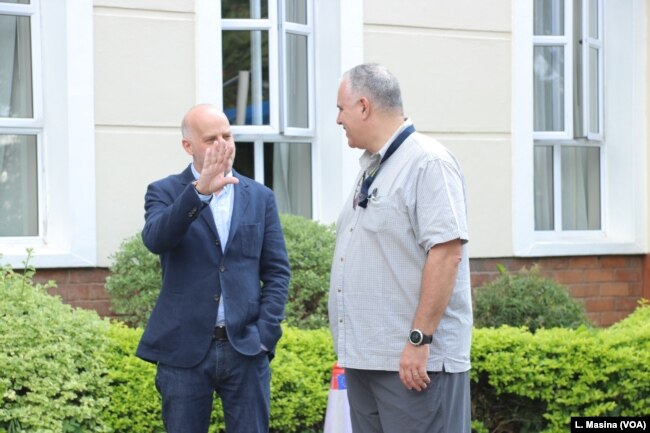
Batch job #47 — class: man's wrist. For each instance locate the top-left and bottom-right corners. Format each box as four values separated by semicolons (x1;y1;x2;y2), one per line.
192;180;210;196
408;328;433;346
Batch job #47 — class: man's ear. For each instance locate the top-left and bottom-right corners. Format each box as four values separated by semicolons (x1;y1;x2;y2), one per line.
181;139;193;156
359;97;370;118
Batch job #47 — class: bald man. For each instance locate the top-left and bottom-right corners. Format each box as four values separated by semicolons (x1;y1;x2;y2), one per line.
137;104;290;433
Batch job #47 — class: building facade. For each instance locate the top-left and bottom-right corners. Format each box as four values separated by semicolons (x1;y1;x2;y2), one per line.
1;0;648;325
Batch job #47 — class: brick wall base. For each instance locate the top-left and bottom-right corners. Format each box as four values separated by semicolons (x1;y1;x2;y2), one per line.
30;254;650;328
31;268;114;319
471;255;646;327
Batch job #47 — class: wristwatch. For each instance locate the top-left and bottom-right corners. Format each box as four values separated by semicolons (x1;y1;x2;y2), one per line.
408;329;433;346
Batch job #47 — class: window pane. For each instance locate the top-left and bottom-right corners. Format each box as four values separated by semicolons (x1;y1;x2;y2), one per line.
534;0;564;36
589;0;598;39
534;46;564;132
589;47;599;134
222;30;269;126
0;1;30;4
0;134;38;236
0;14;33;118
232;141;255;179
534;145;554;230
264;142;311;218
285;33;308;128
561;146;600;230
286;0;307;24
222;0;268;19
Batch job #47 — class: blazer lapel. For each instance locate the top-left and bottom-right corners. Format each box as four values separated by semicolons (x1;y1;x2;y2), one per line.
225;171;250;254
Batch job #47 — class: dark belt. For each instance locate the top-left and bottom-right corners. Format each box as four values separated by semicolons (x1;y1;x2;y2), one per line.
212;326;228;341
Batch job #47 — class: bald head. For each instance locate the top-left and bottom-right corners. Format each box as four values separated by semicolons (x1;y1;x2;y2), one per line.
181;104;235;172
181;104;229;140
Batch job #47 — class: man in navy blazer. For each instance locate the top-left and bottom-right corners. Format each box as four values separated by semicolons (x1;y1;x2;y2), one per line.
136;104;290;433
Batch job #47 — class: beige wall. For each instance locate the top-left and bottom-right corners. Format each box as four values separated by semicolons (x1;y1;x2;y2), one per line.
94;1;196;265
363;0;513;257
645;2;650;253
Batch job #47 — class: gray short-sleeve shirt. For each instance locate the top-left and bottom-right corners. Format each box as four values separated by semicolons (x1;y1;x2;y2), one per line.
328;120;473;373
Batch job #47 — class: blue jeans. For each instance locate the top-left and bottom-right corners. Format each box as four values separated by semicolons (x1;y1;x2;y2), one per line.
155;340;271;433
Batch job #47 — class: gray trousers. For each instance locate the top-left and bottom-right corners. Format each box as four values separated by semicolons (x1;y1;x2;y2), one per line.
344;368;470;433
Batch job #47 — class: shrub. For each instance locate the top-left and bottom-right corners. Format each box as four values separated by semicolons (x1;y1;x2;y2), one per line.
105;232;161;327
105;214;335;330
473;265;591;332
279;214;335;329
471;301;650;433
100;323;163;433
102;323;335;433
2;256;337;433
0;253;111;432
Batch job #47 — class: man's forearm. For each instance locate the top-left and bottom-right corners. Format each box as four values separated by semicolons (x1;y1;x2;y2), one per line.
411;239;463;335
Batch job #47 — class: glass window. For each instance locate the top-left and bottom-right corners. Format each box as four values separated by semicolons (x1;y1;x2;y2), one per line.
561;146;600;230
222;30;270;126
0;0;97;266
285;33;309;128
534;145;554;230
264;142;311;218
533;0;603;232
0;134;37;236
534;0;564;36
232;141;255;179
533;46;565;132
286;0;307;24
0;14;33;118
588;0;598;38
0;5;38;238
220;0;314;217
233;140;312;218
222;0;268;19
588;46;599;134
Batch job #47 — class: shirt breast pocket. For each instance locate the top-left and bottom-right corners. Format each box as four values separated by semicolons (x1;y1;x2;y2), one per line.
240;223;261;258
361;195;410;233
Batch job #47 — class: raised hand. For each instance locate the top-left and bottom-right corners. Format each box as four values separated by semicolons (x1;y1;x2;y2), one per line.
194;141;239;195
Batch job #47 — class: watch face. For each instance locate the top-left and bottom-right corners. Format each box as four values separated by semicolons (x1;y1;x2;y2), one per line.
409;330;423;345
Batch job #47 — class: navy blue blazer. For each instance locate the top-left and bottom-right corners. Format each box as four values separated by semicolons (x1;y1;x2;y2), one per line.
136;165;290;368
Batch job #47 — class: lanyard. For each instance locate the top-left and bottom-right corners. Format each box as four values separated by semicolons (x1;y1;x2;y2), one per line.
355;124;416;209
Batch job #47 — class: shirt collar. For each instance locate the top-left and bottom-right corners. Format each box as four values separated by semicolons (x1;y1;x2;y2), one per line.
358;118;413;170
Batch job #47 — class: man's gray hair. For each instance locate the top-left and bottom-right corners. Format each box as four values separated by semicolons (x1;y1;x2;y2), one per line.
344;63;403;115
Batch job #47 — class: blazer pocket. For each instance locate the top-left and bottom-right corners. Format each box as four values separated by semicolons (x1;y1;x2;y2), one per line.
241;223;261;258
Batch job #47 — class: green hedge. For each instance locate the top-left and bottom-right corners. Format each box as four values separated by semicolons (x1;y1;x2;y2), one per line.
104;233;161;328
2;258;649;433
279;214;335;329
471;301;650;433
0;256;111;433
1;259;336;433
101;323;335;433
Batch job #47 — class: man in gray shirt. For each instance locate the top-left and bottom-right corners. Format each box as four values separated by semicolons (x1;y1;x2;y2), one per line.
329;63;472;433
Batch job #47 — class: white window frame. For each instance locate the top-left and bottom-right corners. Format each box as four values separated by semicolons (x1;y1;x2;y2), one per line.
533;0;605;234
513;0;646;256
582;0;604;141
532;0;574;140
222;9;281;135
280;0;315;136
196;0;363;223
196;0;315;209
0;0;96;268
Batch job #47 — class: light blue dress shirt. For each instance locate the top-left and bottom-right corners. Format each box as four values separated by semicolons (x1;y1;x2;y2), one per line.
191;164;234;326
